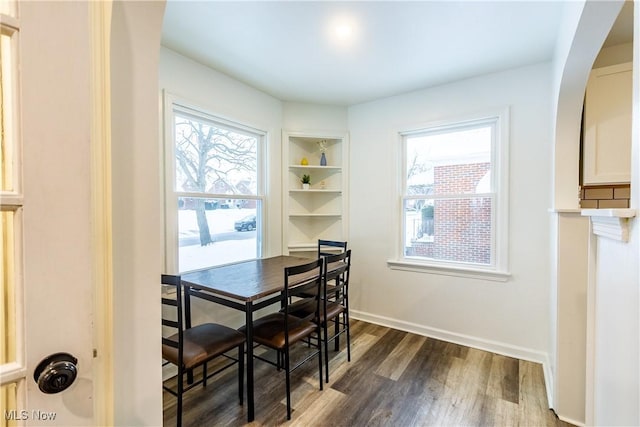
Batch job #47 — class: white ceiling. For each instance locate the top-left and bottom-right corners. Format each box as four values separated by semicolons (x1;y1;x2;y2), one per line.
161;1;626;106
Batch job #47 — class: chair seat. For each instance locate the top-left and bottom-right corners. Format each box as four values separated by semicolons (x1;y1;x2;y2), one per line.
249;313;317;350
289;300;345;324
163;323;246;370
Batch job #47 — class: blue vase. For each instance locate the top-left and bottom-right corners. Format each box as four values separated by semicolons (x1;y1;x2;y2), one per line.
320;152;327;166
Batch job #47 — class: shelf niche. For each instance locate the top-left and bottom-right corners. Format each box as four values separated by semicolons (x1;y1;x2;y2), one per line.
282;130;349;257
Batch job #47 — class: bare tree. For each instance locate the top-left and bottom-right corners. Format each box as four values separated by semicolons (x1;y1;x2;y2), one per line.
175;117;256;246
406;151;425;181
406;151;433;197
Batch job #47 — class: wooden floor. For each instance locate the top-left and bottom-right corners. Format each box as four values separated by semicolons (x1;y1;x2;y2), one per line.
163;320;572;426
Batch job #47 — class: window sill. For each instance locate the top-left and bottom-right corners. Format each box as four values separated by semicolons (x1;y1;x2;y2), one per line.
387;259;511;282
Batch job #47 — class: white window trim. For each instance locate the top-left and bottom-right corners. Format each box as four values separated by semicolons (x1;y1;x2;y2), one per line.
388;107;511;281
162;92;266;274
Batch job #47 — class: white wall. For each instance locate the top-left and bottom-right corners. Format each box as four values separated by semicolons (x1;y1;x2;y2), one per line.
548;7;591;416
548;4;589;418
347;63;553;362
283;102;348;132
591;235;639;425
551;0;587;210
110;2;165;425
553;213;589;424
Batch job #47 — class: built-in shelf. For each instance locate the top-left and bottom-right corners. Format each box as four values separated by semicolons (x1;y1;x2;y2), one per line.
289;213;342;218
283;131;349;256
289;189;342;194
581;208;636;242
289;165;342;170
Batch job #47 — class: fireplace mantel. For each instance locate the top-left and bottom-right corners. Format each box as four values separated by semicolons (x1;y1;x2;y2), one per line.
581;209;636;242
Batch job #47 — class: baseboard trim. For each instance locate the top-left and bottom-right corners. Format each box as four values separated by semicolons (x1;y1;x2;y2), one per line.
351;310;548;363
351;309;554;406
543;355;554;410
558;415;585;427
162;363;177;382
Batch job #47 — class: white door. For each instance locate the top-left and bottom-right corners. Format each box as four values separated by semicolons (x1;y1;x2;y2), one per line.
2;2;95;426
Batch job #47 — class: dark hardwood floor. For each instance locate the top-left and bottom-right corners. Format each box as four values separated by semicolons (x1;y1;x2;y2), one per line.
163;320;572;426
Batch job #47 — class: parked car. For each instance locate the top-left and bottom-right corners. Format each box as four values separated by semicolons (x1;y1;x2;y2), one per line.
234;214;256;231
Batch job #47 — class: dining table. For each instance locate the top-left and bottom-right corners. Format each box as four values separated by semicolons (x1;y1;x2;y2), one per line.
180;255;317;422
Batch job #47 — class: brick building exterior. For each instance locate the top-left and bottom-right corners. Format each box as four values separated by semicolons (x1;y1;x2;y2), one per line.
407;162;492;265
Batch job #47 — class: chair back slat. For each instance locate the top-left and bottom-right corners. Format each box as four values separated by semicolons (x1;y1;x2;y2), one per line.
162;297;178;306
318;239;348;258
162;319;179;328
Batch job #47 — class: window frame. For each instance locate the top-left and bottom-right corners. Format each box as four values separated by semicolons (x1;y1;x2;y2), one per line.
388;108;510;281
162;93;266;274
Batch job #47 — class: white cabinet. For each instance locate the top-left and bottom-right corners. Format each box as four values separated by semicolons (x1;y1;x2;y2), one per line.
282;130;349;256
583;62;632;185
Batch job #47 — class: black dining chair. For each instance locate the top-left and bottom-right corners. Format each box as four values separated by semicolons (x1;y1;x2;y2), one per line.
316;240;348;300
245;258;324;420
161;274;246;427
318;239;348;258
296;239;348;301
290;250;352;383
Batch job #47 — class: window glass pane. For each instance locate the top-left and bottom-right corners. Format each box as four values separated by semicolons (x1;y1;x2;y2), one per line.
1;32;15;192
1;382;18;427
404;197;492;265
1;211;16;365
178;197;260;272
174;114;258;195
404;199;435;243
406;125;491;196
0;1;16;18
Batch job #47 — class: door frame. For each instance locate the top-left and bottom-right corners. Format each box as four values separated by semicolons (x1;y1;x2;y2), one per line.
89;1;114;425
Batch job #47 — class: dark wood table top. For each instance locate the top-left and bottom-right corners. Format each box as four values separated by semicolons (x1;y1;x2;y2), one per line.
181;255;314;302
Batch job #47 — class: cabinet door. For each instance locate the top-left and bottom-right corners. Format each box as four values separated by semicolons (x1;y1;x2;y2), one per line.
583;62;632;185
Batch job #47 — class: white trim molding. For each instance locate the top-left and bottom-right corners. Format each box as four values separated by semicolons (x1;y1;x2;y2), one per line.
90;1;114;425
387;259;510;282
581;208;636;242
351;309;548;364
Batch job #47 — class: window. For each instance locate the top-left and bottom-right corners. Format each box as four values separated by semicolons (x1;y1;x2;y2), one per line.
393;110;509;280
164;97;264;272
